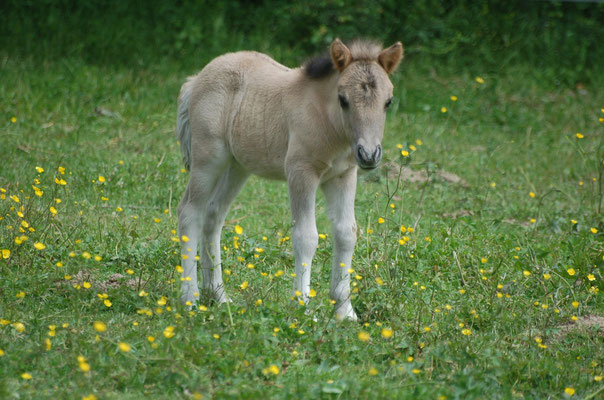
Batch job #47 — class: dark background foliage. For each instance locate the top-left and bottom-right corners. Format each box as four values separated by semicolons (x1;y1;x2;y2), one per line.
1;0;603;83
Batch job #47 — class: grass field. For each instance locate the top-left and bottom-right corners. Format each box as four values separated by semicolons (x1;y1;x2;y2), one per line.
1;54;603;399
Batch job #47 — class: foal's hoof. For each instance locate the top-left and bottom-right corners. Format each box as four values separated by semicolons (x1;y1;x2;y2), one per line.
335;303;358;322
200;287;230;305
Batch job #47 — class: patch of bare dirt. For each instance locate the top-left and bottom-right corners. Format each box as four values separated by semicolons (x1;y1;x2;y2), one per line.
58;270;146;291
385;163;469;187
502;219;531;227
442;209;474;219
556;315;604;337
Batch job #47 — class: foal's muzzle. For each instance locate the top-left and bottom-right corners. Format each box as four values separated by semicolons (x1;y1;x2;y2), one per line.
356;144;382;170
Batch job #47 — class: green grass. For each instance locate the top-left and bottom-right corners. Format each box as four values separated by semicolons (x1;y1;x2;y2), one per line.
1;55;603;399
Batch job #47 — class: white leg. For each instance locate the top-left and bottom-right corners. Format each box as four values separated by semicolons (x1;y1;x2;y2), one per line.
200;163;248;303
321;167;358;321
177;153;227;306
288;169;320;304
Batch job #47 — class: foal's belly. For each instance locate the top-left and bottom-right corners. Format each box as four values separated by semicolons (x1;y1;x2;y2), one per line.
229;125;289;180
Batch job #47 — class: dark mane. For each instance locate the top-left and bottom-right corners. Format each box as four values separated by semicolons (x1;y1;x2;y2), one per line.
303;40;384;80
303;53;335;79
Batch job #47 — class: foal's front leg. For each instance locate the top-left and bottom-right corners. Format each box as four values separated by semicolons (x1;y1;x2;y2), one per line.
287;170;320;304
321;167;358;321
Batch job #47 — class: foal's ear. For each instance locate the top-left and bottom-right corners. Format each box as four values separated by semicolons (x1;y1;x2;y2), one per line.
378;42;404;74
330;38;352;72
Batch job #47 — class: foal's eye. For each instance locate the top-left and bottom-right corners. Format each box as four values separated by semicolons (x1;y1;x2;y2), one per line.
385;97;393;110
338;94;349;110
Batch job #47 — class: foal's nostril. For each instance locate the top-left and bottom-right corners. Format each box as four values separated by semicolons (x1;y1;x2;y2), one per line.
373;145;382;162
357;145;367;162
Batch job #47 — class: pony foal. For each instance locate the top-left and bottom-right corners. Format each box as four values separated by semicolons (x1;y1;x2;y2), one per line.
176;38;403;320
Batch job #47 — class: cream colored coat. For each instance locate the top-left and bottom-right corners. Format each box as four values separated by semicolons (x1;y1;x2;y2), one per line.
177;39;403;320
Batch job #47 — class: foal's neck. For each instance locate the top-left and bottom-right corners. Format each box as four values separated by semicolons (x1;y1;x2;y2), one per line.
308;73;347;144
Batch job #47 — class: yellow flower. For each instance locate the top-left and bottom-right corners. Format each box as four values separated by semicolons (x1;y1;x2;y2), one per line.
574;133;584;139
587;274;595;281
34;242;46;250
567;268;576;276
54;177;67;185
358;331;370;342
240;281;248;290
572;301;579;308
16;291;25;298
543;273;551;280
480;257;488;264
116;206;123;212
309;289;316;298
529;192;535;198
10;195;20;203
368;367;378;376
21;372;32;380
268;364;279;375
423;326;431;333
82;251;91;259
412;369;421;374
50;206;58;215
415;139;423;145
98;176;106;183
377;217;385;224
181;235;190;242
475;76;485;84
93;321;107;332
82;394;98;400
590;227;598;234
235;225;243;235
401;150;409;157
13;322;25;332
409;145;417;151
523;270;531;277
564;387;575;396
79;362;91;372
118;342;131;352
381;328;393;338
1;249;10;259
103;299;112;307
461;328;472;336
163;326;175;338
441;107;447;113
450;95;458;101
45;338;51;351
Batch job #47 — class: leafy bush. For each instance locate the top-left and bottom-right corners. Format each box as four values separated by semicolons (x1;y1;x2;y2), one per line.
1;0;603;82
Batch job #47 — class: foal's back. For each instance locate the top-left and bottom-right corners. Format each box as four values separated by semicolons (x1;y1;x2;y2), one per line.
187;51;298;179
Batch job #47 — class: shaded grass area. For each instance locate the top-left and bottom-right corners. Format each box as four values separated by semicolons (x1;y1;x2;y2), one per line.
0;55;603;399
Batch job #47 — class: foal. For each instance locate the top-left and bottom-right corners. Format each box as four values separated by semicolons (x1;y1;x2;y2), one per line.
177;39;403;320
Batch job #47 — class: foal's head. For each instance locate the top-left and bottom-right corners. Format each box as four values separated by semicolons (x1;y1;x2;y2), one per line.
330;39;403;170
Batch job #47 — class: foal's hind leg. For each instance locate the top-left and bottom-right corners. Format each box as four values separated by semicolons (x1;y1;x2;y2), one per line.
321;167;358;321
200;162;248;303
178;155;228;306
